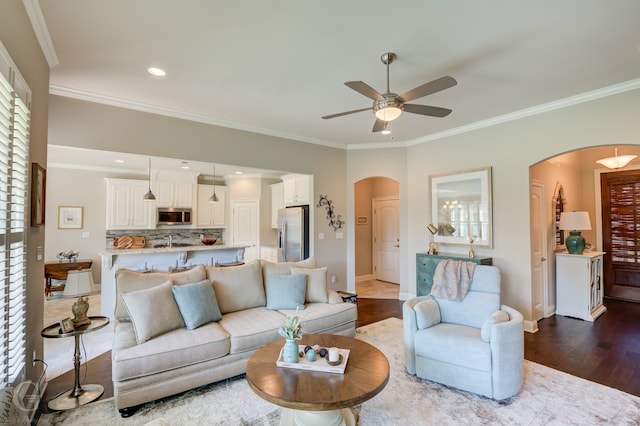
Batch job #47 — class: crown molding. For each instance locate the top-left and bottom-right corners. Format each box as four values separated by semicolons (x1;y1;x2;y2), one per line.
22;0;59;68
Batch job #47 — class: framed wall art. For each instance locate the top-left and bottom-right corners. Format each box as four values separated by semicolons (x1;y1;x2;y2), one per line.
430;167;493;247
58;206;83;229
30;162;46;226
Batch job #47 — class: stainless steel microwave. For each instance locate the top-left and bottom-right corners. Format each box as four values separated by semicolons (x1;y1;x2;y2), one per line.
157;208;192;225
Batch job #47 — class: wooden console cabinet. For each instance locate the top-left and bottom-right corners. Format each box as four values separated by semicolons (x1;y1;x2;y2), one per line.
556;251;606;321
416;253;493;296
44;260;93;297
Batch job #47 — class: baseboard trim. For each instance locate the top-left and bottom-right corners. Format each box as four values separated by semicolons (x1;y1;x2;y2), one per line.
356;274;374;282
524;319;539;333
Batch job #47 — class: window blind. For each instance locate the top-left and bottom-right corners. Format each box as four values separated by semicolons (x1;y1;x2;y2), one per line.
0;43;29;388
607;177;640;263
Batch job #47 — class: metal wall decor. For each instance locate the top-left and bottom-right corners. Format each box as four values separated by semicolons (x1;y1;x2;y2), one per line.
317;195;344;231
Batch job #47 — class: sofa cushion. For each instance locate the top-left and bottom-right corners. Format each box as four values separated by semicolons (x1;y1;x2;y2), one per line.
261;257;317;283
218;307;287;354
172;279;222;330
121;281;185;344
112;320;230;381
480;310;510;342
206;260;266;314
115;265;207;321
266;274;306;310
415;322;491;372
291;266;328;303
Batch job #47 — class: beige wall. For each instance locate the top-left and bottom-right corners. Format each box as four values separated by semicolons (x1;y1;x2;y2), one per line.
1;0;50;383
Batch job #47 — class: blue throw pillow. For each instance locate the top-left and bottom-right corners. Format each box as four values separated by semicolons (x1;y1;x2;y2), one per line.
172;279;222;330
266;274;307;310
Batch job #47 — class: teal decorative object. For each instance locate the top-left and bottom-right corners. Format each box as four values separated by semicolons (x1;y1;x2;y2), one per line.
305;348;317;362
283;339;299;363
565;231;586;255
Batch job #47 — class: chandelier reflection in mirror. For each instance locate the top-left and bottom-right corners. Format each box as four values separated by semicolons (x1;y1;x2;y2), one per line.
317;195;344;231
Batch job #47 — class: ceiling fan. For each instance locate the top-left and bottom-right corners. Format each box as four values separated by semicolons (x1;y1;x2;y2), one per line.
322;52;457;132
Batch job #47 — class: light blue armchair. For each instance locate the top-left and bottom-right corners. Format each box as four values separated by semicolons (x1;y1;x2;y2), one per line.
403;265;524;400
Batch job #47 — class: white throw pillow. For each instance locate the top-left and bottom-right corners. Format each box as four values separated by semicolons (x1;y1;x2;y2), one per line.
480;310;510;342
291;266;328;303
121;280;185;344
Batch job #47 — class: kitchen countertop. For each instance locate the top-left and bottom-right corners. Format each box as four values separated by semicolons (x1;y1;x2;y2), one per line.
100;244;249;256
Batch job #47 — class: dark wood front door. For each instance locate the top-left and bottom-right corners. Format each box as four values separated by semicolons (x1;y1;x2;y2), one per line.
601;170;640;302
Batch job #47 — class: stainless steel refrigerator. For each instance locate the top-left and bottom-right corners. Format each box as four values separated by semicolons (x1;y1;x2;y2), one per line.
277;206;309;262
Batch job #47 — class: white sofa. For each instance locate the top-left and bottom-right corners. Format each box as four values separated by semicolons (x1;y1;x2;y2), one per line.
111;258;357;416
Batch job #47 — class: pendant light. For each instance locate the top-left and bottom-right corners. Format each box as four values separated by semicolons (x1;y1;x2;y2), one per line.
596;147;637;169
143;157;156;201
208;164;220;203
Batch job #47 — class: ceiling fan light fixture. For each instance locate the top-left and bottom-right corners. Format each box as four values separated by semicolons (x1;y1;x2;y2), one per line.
373;95;403;122
596;148;637;169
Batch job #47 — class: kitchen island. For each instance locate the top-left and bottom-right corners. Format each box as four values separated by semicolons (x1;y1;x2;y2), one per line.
100;244;247;319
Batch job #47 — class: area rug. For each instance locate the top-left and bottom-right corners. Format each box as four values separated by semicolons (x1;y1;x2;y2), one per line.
38;318;640;425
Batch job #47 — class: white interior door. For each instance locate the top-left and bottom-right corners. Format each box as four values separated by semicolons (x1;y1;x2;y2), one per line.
231;199;259;263
372;197;400;284
531;180;548;321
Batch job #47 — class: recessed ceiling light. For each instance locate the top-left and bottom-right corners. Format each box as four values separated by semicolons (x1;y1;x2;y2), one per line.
235;171;243;175
114;159;125;163
147;67;166;77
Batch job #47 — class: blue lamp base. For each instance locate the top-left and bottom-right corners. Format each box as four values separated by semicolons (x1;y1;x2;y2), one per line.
565;231;586;255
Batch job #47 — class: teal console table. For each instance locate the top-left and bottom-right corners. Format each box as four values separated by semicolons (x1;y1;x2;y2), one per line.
416;253;493;296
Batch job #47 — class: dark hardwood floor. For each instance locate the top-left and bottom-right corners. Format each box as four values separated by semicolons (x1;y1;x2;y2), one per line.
40;297;640;417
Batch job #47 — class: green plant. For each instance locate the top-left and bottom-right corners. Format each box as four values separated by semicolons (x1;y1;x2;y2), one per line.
278;312;303;340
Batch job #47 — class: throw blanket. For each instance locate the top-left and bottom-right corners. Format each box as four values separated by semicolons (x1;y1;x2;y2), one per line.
430;259;476;301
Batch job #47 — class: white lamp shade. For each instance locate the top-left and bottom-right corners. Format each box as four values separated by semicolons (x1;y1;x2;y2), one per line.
559;211;592;231
63;269;97;297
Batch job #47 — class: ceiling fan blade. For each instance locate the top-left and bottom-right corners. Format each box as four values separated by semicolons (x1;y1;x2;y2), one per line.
321;107;372;120
345;81;383;101
400;76;457;102
404;103;452;118
372;119;386;132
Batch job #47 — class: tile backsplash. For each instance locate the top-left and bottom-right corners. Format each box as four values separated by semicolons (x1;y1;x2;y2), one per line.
105;228;223;248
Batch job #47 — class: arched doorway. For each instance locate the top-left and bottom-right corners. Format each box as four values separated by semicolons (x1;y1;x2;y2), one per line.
354;177;400;299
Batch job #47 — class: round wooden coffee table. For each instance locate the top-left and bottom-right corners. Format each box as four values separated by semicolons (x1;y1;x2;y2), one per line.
246;334;389;426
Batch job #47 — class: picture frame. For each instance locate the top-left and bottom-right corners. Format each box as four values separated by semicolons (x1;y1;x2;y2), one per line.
356;216;368;225
58;206;83;229
60;317;74;334
430;167;493;248
30;162;46;226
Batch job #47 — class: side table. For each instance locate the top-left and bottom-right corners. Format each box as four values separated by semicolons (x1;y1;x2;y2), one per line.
41;316;109;410
44;260;93;297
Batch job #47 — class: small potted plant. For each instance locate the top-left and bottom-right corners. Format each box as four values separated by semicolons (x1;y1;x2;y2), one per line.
279;312;303;363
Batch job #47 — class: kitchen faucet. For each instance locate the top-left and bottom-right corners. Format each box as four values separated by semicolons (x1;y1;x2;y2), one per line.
168;235;173;248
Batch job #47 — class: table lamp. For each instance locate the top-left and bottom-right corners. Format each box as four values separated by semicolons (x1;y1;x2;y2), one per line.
559;211;591;255
63;269;97;327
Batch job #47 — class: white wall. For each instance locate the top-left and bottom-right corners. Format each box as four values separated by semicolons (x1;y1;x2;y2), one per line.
349;89;640;327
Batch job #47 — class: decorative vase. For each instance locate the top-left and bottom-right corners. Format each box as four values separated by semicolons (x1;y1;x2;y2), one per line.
565;231;586;254
283;339;299;363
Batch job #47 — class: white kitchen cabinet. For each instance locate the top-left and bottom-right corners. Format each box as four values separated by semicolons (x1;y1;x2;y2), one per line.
105;178;153;230
556;251;607;321
271;182;284;228
282;174;311;206
156;180;194;208
196;184;226;227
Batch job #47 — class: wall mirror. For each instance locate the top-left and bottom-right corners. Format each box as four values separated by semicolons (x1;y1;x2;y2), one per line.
430;167;493;247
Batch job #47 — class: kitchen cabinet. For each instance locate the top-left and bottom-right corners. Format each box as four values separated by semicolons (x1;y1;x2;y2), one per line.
556;251;606;321
282;174;311;206
196;184;226;227
156;180;194;208
416;252;493;296
105;178;153;230
271;182;284;228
